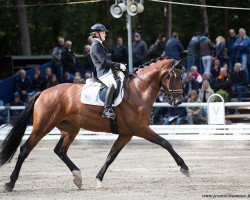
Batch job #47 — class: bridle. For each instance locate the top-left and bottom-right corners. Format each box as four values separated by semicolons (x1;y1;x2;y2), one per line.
160;64;183;101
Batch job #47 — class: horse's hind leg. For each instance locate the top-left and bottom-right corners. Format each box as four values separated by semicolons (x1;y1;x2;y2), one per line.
96;135;132;189
54;123;81;189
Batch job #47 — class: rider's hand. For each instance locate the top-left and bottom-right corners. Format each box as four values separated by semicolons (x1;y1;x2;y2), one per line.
120;64;127;71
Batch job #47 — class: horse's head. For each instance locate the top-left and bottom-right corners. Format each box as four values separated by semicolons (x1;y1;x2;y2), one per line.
159;58;185;106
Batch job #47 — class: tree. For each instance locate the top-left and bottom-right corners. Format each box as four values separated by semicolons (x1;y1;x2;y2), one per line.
164;2;172;40
199;0;209;34
16;0;31;55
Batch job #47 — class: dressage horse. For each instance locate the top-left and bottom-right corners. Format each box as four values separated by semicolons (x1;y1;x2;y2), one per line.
0;57;189;191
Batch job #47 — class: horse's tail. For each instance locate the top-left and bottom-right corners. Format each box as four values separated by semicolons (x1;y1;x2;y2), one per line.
0;92;41;166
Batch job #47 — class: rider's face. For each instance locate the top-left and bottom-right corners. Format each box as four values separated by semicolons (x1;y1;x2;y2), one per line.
99;31;106;41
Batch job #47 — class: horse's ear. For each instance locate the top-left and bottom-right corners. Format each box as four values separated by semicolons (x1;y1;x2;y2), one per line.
173;57;186;70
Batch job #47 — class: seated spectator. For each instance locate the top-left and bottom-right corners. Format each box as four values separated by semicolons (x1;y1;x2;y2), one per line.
14;69;31;103
231;63;248;102
214;67;232;101
29;67;46;97
187;90;203;124
181;66;187;84
73;74;85;84
190;66;202;84
183;72;200;101
83;45;94;79
63;72;74;83
45;67;53;86
211;59;222;79
151;91;168;124
74;72;85;84
148;33;166;59
163;106;186;125
47;74;59;88
10;93;24;117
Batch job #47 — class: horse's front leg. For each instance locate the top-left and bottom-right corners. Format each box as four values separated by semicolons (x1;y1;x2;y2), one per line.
136;126;190;177
96;135;132;190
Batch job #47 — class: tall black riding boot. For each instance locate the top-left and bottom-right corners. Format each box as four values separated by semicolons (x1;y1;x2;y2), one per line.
102;84;116;119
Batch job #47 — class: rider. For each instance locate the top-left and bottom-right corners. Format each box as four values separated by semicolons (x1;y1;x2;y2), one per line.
89;23;126;119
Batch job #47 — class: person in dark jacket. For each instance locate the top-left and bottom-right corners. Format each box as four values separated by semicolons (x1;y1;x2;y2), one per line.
214;67;232;100
52;37;64;83
14;69;31;103
132;32;148;68
90;23;126;119
215;36;226;65
165;32;184;60
148;33;166;59
231;63;248;102
29;67;46;97
227;29;238;71
111;36;128;64
83;44;95;79
163;106;187;125
61;40;77;74
183;72;200;101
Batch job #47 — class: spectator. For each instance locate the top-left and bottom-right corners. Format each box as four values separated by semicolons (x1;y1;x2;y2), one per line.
211;58;222;87
0;99;5;124
186;90;203;124
45;67;53;87
74;72;85;84
29;67;46;96
234;28;250;80
198;80;214;103
148;33;166;59
183;72;200;101
111;36;128;64
83;44;94;79
88;35;94;45
199;33;213;75
163;107;187;125
151;91;168;124
47;74;59;88
231;63;248;102
10;93;24;117
186;32;201;72
61;40;77;74
14;69;31;103
181;66;187;84
165;32;184;60
190;66;202;84
227;29;238;71
63;72;74;83
52;37;64;83
132;32;148;68
215;36;226;65
214;67;232;101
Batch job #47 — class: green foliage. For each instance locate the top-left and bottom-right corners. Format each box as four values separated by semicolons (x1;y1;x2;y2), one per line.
0;0;250;56
215;89;229;102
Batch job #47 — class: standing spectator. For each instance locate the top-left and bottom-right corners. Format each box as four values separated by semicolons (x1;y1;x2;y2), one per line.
214;67;232;101
231;63;248;102
186;90;203;124
61;40;77;74
14;69;31;103
83;44;94;79
227;29;238;71
183;72;200;101
111;36;128;64
29;67;46;96
47;74;59;88
132;32;148;68
199;33;213;75
186;32;201;72
163;107;187;125
52;37;64;83
215;36;226;65
165;32;184;60
234;28;250;80
148;33;166;59
190;66;202;84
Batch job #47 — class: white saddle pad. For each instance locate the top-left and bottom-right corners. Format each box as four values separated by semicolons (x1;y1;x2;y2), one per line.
80;79;124;107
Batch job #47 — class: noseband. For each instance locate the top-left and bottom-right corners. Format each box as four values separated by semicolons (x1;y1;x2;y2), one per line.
161;66;183;101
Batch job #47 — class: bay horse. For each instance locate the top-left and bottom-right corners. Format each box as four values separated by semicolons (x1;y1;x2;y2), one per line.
0;57;189;192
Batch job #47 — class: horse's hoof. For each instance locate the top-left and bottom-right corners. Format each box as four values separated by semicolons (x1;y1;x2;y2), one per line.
95;178;105;191
72;170;82;189
4;182;14;192
180;168;190;177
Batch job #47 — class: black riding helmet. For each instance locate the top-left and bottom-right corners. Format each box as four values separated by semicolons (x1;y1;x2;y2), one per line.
90;23;109;34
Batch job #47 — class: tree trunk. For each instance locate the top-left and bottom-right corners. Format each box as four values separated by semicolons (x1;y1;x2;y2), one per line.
224;0;229;37
164;2;172;40
199;0;209;34
16;0;31;55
